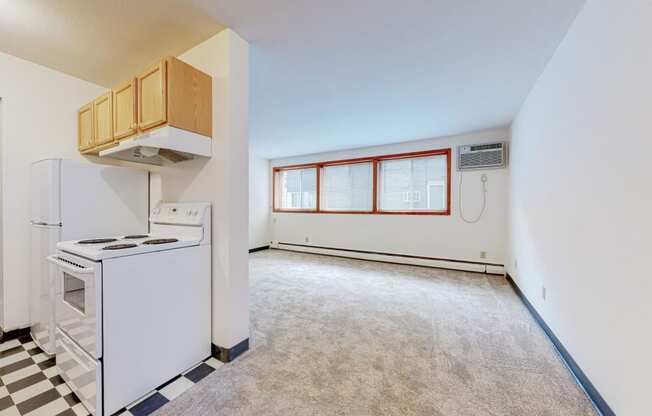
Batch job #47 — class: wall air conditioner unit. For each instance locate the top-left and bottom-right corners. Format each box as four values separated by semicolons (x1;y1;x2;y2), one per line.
457;142;507;170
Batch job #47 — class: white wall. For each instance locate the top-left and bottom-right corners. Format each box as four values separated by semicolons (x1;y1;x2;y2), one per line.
249;154;270;249
151;29;250;350
0;52;105;331
271;128;509;265
508;1;651;414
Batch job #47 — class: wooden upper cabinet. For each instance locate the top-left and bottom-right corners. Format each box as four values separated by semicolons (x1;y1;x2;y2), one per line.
78;103;94;151
138;60;167;131
113;78;137;140
137;57;212;137
93;92;113;145
166;57;212;137
78;56;212;156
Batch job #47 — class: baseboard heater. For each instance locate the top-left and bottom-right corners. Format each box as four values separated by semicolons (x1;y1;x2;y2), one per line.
275;242;505;274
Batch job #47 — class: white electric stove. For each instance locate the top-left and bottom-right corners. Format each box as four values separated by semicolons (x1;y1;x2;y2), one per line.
48;202;212;416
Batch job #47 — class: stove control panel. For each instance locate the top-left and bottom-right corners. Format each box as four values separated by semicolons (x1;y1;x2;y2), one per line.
150;202;211;226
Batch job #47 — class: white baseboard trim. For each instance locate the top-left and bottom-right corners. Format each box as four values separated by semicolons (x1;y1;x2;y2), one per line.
274;242;505;275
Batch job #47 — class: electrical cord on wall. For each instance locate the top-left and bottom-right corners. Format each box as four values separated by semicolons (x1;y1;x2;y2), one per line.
458;171;488;223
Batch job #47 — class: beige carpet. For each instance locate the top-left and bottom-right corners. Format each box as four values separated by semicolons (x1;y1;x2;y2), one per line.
155;250;597;416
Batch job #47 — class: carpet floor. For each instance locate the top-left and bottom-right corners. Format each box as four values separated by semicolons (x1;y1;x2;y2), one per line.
155;249;597;416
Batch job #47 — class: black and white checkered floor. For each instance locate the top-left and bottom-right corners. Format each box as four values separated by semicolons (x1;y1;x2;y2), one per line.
0;335;223;416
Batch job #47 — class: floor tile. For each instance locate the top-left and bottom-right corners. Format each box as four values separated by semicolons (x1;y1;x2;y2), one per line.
0;355;31;373
128;392;168;416
55;384;71;397
36;359;55;371
61;393;79;407
70;403;89;416
6;373;46;395
41;367;57;379
158;376;194;401
48;376;64;387
22;396;67;416
0;348;24;361
0;324;223;416
204;358;223;370
0;406;20;416
11;380;54;405
2;366;41;385
0;342;20;354
183;363;214;383
29;355;48;365
0;396;13;411
14;388;59;414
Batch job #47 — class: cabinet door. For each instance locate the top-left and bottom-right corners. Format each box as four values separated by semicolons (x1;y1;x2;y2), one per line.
78;103;94;151
138;60;167;131
113;78;137;140
93;92;113;145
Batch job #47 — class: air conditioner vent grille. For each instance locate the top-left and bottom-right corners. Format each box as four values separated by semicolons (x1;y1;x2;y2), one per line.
457;142;507;170
469;143;502;152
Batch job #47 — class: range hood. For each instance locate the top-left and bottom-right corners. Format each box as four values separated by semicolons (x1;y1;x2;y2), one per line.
99;126;211;166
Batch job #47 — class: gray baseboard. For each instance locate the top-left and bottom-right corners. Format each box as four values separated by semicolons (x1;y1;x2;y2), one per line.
249;245;270;253
0;326;30;343
506;274;615;416
212;338;249;363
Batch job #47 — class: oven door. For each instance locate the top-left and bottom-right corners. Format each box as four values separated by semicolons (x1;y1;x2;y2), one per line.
57;328;102;416
48;253;102;358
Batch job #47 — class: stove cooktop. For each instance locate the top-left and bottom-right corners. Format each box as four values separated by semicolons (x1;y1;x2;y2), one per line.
60;235;201;260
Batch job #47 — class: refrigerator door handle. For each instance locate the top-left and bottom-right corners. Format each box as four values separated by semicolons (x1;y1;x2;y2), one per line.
31;221;61;226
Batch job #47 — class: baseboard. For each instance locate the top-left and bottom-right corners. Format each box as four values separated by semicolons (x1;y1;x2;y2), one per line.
505;274;615;416
0;326;30;343
249;245;270;253
212;338;249;363
274;242;504;274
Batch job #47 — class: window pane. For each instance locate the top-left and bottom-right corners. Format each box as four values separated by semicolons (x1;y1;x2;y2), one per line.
277;168;317;209
321;163;373;211
379;155;447;211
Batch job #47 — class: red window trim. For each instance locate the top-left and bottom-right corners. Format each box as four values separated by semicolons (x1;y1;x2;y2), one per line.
272;148;452;216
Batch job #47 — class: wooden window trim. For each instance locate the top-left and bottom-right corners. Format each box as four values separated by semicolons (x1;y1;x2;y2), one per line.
272;148;452;215
272;165;319;213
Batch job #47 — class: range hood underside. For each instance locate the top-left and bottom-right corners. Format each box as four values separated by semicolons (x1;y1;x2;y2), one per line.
99;126;212;166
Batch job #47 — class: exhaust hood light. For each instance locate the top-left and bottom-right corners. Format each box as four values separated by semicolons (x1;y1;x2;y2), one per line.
137;146;160;158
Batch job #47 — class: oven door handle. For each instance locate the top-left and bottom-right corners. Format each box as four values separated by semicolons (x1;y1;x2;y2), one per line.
47;255;95;274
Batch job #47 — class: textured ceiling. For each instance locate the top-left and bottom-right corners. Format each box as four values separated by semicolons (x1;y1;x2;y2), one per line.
191;0;586;158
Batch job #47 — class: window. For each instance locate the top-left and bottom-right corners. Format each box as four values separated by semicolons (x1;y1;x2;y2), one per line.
378;154;448;213
272;148;450;215
274;167;317;211
321;162;373;212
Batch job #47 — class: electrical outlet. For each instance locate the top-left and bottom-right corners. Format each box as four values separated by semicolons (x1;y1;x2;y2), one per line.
305;236;310;243
480;251;487;259
514;259;518;270
542;286;546;301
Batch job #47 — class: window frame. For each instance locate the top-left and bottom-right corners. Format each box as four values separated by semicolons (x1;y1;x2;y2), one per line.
272;165;320;213
272;148;451;216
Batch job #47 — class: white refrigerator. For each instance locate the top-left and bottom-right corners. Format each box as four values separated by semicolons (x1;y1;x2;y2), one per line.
30;159;149;354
